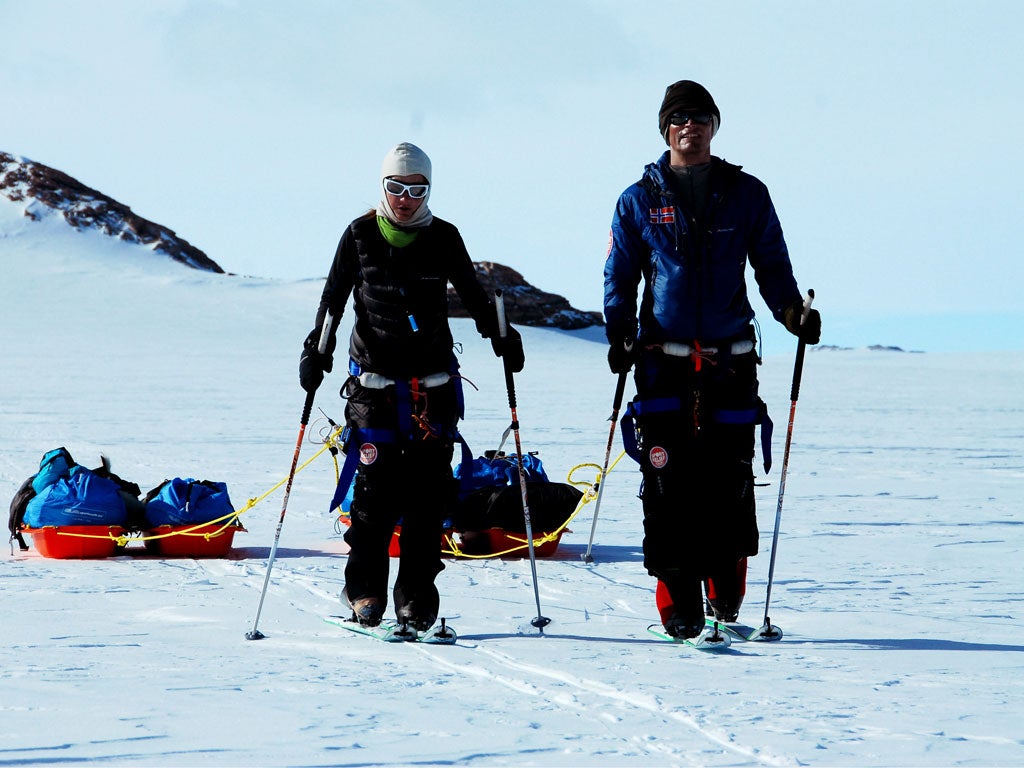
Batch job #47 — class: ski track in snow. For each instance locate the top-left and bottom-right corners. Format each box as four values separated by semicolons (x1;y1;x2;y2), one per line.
412;643;793;766
256;556;793;765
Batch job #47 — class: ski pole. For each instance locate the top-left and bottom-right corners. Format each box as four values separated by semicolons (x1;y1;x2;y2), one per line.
246;311;334;640
582;348;631;563
759;290;814;639
495;290;551;632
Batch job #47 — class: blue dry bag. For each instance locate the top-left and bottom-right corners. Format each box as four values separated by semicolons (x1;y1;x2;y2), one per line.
143;478;235;527
23;466;128;527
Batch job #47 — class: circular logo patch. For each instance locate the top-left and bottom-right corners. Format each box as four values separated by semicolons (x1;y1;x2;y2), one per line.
359;443;378;465
649;446;668;469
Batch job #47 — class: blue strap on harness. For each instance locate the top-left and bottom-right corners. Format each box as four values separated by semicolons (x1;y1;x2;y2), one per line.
395;380;413;438
329;426;395;513
715;405;774;473
618;398;681;463
619;398;774;473
328;426;475;514
328;357;475;513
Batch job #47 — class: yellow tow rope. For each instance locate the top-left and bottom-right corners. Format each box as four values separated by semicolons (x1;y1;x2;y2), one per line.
437;450;629;559
41;425;623;562
42;424;348;548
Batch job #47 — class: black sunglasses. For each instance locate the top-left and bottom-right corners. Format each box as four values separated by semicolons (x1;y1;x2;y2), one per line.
669;112;713;126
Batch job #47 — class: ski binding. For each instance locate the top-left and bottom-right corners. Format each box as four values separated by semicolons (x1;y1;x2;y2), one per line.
325;615;457;644
648;621;732;652
705;617;783;642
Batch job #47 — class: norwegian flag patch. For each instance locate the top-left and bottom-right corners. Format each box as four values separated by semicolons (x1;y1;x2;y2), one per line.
649;207;675;224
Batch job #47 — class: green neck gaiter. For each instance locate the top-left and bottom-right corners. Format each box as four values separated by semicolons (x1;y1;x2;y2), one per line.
377;216;420;248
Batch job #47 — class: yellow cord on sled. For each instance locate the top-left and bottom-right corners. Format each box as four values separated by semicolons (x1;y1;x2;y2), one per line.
41;425;348;548
39;423;622;559
437;450;627;559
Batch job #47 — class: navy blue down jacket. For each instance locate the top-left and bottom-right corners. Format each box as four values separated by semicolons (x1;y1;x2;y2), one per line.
604;152;801;345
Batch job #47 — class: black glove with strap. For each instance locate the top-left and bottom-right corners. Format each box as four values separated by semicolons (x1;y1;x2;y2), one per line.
607;337;638;374
491;325;525;373
783;299;822;345
299;328;335;393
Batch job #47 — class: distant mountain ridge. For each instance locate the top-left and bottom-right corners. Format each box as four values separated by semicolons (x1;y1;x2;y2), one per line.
0;151;601;330
0;151;224;273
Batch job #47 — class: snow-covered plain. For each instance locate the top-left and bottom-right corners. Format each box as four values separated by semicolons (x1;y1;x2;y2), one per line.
2;201;1023;767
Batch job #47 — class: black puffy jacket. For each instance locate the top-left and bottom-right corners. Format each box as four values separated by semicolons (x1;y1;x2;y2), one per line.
313;213;496;379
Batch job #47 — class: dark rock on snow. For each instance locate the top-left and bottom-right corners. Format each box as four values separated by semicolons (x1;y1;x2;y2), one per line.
0;151;223;273
448;262;602;330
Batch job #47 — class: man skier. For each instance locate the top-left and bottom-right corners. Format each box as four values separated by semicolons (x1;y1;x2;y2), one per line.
603;80;821;638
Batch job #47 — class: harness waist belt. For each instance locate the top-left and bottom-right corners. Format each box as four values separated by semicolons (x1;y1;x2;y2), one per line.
658;339;755;357
358;371;451;390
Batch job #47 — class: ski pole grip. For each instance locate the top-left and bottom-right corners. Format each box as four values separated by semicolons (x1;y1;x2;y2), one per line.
612;341;632;403
317;311;335;355
799;289;815;325
300;312;335;426
494;290;518;408
790;289;814;401
495;290;508;338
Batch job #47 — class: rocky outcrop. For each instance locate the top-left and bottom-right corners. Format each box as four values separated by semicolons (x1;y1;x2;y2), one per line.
2;151;602;328
0;151;223;273
448;261;602;330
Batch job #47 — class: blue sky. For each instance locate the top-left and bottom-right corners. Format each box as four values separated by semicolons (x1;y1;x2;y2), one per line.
3;0;1022;351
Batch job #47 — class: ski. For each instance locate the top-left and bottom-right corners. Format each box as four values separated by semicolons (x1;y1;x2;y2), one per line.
418;619;458;644
705;617;783;642
647;622;732;652
324;615;457;644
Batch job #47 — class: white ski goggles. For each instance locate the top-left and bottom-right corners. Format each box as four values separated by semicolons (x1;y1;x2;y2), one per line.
383;178;430;199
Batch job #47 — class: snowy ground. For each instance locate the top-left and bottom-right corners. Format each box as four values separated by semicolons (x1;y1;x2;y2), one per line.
2;204;1023;766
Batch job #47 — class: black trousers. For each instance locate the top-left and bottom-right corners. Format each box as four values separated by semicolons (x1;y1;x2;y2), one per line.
342;377;459;623
633;348;760;614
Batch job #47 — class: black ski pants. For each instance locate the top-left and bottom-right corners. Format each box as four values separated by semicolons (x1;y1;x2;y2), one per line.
633;347;760;615
342;377;459;625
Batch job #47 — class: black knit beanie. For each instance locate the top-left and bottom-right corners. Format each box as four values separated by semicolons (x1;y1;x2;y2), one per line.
658;80;721;143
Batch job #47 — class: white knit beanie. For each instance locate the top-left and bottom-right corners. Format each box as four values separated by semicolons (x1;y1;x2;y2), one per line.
377;142;433;228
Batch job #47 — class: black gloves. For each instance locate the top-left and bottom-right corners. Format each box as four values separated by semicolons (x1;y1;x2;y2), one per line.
491;326;525;373
607;338;638;374
299;328;335;393
783;299;822;345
